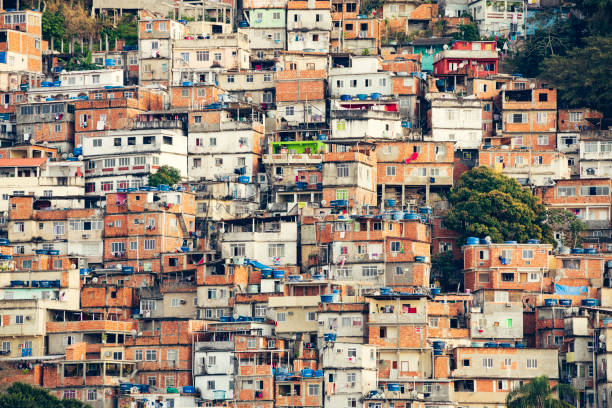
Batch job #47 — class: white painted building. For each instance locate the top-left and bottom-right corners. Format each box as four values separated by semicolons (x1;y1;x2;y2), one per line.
322;343;378;408
468;0;526;37
579;136;612;179
193;350;235;400
0;158;84;213
187;112;264;182
220;216;299;267
286;1;332;52
329;57;392;98
331;107;403;140
59;69;124;88
82;128;187;195
429;93;483;149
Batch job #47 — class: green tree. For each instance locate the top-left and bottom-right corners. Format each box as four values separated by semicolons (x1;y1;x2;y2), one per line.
540;36;612;117
453;23;480;41
506;376;576;408
42;10;65;43
545;208;586;248
431;251;463;292
444;167;553;245
0;382;91;408
148;166;182;187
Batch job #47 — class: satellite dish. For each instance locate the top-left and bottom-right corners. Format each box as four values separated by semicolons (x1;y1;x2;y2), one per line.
130;329;137;336
92;277;99;283
600;334;606;341
501;84;507;90
116;264;122;269
43;141;48;146
321;200;326;205
68;153;74;158
246;96;252;103
172;184;178;189
78;155;83;161
442;44;449;50
529;83;536;89
29;138;35;144
62;153;68;159
233;313;239;320
70;263;76;269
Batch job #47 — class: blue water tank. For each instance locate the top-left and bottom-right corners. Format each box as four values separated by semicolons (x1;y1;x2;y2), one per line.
582;298;599;307
571;248;584;254
273;270;285;279
301;369;314;377
356;94;368;100
585;248;597;254
431;287;441;295
387;384;401;391
504;240;517;244
544;298;557;306
559;299;572;306
432;341;445;349
527;239;540;244
321;295;334;303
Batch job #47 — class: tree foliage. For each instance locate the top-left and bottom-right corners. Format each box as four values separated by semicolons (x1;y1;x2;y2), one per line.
0;382;91;408
431;251;464;292
506;376;576;408
541;36;612;117
444;167;553;245
453;23;480;41
148;166;182;187
509;0;612;117
545;208;586;248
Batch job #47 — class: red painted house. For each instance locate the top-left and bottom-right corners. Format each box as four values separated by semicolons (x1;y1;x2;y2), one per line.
433;41;498;92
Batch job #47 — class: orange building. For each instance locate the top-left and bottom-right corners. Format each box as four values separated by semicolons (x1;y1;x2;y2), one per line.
463;242;553;292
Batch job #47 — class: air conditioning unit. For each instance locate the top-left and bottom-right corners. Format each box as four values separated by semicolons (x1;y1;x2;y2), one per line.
82;234;89;239
104;351;111;357
505;303;512;307
25;316;31;320
143;310;151;318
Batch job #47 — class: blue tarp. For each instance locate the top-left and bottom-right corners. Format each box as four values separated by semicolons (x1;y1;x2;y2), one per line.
555;284;588;296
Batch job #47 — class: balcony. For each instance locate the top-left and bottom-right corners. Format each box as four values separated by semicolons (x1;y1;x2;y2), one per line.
133;119;186;131
263;153;323;165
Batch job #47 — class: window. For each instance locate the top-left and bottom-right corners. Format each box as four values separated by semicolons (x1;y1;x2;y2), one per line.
15;315;24;324
336;189;348;200
163;136;173;145
569;111;583;122
144;239;155;250
533;156;543;165
111;242;125;254
263;74;271;82
165;377;175;387
365;79;371;87
197;51;209;61
276;312;286;322
101;181;113;192
350;79;357;87
285;106;294;116
337;164;349;178
429;317;439;327
246;74;254;83
557;186;575;196
134;156;146;166
580;186;609;196
379;78;387;87
247;338;257;349
268;244;285;258
145;350;157;361
308;384;320;396
508;113;527;123
390;241;401;252
53;222;65;236
386;166;396;176
230;243;245;257
64;390;76;399
306;312;316;321
14;222;24;233
362;266;378;277
537;135;549;145
118;157;130;167
483;358;493;368
526;358;537;368
522;250;533;259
